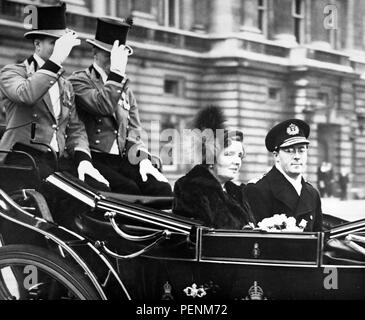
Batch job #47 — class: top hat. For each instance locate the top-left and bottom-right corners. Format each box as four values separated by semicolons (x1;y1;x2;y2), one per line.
86;17;133;54
24;3;68;39
265;119;310;152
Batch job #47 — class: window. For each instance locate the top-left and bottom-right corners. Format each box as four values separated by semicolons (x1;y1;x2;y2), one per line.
164;0;180;28
257;0;267;35
164;77;184;97
292;0;305;43
317;92;329;107
268;87;281;101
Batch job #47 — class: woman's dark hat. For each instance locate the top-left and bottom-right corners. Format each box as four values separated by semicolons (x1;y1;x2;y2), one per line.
265;119;310;152
86;17;133;53
24;3;68;39
192;106;244;164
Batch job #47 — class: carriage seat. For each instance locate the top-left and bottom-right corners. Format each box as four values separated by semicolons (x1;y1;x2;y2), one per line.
99;192;173;210
49;172;174;211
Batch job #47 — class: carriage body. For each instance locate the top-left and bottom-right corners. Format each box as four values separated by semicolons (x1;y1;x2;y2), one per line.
0;153;364;300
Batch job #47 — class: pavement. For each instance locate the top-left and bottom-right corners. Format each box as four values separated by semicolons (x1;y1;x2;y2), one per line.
321;197;365;221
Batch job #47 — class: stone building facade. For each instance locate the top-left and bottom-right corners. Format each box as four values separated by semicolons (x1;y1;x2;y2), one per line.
1;0;365;192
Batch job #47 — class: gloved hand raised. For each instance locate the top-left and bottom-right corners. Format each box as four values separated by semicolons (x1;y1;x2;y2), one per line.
50;30;81;66
77;160;110;187
110;40;129;76
139;159;168;183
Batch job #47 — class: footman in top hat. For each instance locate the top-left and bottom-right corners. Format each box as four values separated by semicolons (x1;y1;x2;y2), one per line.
245;119;323;231
69;17;172;196
0;3;109;188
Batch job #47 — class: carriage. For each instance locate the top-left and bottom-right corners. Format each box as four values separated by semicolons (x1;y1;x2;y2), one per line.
0;145;364;300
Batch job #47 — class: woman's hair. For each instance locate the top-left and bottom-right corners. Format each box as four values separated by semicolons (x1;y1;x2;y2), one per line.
192;106;244;165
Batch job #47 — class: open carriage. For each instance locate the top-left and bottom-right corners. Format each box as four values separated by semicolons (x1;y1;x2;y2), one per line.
0;147;364;300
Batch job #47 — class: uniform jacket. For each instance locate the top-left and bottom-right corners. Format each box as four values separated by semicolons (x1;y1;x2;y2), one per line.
0;56;90;160
68;66;149;164
245;166;323;231
173;165;256;229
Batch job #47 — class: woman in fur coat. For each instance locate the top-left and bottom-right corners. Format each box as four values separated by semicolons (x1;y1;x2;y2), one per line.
172;106;256;230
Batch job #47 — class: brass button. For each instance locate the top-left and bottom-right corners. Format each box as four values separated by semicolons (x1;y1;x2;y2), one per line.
97;119;102;123
52;124;57;129
114;130;117;134
50;80;55;85
95;140;100;144
32;113;38;118
96;129;101;134
117;90;121;94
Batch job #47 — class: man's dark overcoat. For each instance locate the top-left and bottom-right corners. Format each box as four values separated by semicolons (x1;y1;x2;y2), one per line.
245;166;323;231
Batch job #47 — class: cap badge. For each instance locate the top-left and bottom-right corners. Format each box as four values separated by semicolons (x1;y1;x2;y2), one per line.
287;123;299;136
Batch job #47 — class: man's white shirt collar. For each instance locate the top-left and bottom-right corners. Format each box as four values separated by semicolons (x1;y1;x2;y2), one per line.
275;164;302;196
33;53;45;68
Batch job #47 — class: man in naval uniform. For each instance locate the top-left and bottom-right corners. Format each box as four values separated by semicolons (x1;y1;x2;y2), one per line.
246;119;323;231
0;3;108;189
69;17;172;196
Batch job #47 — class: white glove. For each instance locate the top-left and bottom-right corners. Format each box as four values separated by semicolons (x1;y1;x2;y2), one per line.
110;40;129;76
77;160;110;187
139;159;168;183
50;30;81;65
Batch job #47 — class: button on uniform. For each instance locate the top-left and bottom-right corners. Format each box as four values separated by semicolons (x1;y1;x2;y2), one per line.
95;140;100;145
96;129;101;134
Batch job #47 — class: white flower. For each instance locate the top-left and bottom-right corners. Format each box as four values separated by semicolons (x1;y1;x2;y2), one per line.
299;219;308;229
257;214;305;232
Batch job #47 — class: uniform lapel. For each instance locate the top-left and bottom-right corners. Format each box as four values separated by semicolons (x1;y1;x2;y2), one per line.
26;55;57;122
58;76;70;122
269;167;299;212
42;92;57;122
295;181;315;218
88;65;119;124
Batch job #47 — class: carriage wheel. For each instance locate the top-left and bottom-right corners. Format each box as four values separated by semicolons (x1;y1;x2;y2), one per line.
0;244;100;300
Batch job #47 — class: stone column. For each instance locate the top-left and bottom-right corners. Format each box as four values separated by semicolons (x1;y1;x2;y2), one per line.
345;0;354;50
209;0;235;34
181;0;194;31
92;0;106;16
209;0;242;52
